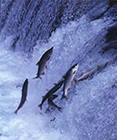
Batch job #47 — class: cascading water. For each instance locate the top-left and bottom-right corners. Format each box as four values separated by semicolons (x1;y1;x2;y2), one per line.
0;0;117;140
1;0;107;52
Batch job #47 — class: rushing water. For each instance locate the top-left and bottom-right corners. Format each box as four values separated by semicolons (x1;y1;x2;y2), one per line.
0;0;117;140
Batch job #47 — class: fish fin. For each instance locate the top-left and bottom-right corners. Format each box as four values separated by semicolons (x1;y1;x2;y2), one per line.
88;74;94;80
39;76;42;79
33;76;42;79
61;94;68;100
54;83;57;86
58;107;62;112
42;72;45;75
14;109;18;114
33;76;38;79
50;117;56;122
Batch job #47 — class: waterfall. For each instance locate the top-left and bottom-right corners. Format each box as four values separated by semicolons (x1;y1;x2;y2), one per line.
0;0;108;52
0;0;117;140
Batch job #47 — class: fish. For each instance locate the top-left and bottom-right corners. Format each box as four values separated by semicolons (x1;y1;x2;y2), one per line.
77;69;96;82
47;95;62;111
62;64;79;99
14;79;28;114
34;47;53;79
38;79;64;109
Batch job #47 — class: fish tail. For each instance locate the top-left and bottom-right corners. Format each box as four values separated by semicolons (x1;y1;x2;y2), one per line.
61;95;65;100
61;89;68;99
57;106;62;112
33;76;42;79
33;76;38;79
14;109;18;114
61;94;67;100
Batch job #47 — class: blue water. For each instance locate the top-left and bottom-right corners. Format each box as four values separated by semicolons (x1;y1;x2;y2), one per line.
0;0;117;140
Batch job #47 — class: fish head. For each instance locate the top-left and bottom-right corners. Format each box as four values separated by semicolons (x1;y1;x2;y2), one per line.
25;78;28;83
46;47;54;60
71;63;79;74
48;47;54;54
49;47;54;54
50;47;54;51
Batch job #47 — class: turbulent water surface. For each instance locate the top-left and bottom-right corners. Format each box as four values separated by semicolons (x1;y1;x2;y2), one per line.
0;0;117;140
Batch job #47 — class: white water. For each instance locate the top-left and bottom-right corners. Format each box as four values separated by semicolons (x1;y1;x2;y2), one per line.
0;16;117;140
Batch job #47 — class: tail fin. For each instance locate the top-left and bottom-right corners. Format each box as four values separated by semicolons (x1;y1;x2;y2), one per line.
61;94;68;100
33;76;42;79
14;109;18;114
33;76;38;79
